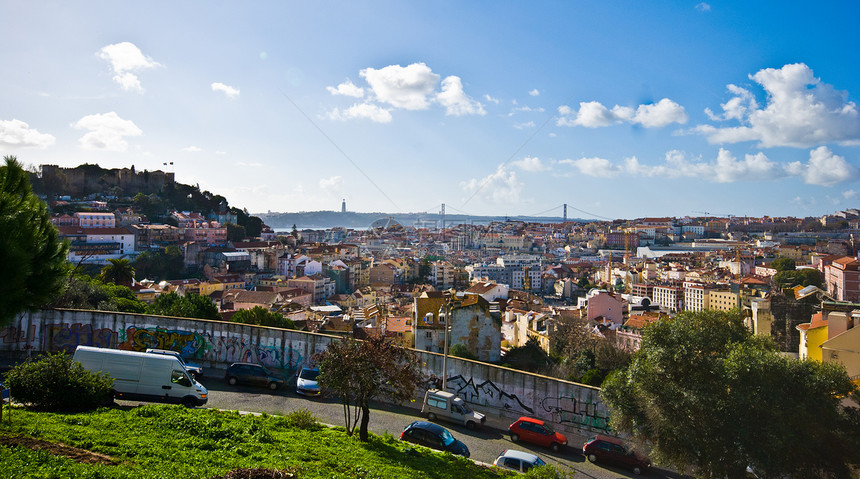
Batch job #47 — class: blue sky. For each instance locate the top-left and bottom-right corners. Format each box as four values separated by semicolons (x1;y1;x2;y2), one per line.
3;1;860;220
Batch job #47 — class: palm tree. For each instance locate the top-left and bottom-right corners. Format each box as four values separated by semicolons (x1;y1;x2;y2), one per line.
100;258;135;287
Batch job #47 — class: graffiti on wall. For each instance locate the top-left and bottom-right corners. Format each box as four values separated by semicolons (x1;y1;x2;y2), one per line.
120;327;209;358
205;336;303;371
45;323;118;352
0;325;35;344
445;374;534;414
540;395;611;432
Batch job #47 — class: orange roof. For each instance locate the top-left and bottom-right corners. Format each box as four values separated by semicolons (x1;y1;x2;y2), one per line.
797;312;827;331
624;314;661;329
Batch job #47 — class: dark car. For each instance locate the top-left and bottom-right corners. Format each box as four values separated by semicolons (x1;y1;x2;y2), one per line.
224;362;285;390
400;421;470;458
508;416;568;452
583;434;651;475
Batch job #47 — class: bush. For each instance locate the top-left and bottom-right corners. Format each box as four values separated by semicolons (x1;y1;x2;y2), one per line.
281;407;321;430
3;351;114;412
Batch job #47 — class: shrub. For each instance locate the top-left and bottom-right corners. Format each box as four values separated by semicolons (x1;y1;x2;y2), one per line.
3;351;113;412
282;407;321;430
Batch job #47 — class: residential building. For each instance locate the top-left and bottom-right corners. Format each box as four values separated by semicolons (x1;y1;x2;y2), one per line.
75;212;116;228
57;226;136;265
797;312;828;361
824;256;860;302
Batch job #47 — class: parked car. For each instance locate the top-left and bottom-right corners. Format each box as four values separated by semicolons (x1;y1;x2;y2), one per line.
224;362;285;390
400;421;470;458
295;367;320;396
508;416;568;452
494;449;547;473
582;434;651;475
145;348;204;380
421;389;486;429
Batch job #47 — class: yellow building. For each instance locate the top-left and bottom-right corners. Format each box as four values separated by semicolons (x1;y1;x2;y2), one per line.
796;312;828;361
707;290;739;312
820;311;860;386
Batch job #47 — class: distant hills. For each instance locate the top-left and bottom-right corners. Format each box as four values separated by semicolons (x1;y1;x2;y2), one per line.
257;211;583;230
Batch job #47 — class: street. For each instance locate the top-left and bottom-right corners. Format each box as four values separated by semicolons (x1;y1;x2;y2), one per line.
198;377;688;479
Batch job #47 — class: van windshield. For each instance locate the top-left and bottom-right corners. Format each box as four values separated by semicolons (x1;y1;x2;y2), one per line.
453;398;472;413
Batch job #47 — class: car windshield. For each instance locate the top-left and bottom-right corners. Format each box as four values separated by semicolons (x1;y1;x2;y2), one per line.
299;369;320;380
535;457;546;467
543;423;555;434
453;398;472;413
438;428;455;446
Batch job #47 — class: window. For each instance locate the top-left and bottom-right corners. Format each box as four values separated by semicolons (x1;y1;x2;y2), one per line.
503;458;521;470
171;370;191;387
428;397;447;409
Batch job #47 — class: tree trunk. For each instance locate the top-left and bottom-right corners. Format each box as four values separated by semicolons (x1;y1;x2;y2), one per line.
359;402;371;442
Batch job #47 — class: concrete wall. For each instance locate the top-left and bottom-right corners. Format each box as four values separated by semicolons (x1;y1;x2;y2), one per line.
0;309;611;436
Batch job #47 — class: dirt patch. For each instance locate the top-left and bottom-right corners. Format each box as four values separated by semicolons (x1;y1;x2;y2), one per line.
207;468;297;479
0;435;121;465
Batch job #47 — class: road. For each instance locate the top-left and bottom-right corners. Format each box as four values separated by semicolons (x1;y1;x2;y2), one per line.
196;377;689;479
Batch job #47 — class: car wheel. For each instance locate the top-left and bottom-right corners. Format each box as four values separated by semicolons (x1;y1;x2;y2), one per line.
633;466;642;475
227;376;238;386
510;433;519;442
550;442;561;453
268;381;279;391
466;421;476;430
182;396;197;408
587;454;597;463
427;412;437;421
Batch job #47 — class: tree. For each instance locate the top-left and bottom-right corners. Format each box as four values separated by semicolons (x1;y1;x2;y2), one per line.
133;245;184;280
231;306;296;329
770;257;796;272
773;268;822;291
147;292;219;320
601;310;860;479
0;156;69;326
225;223;246;243
315;336;425;442
99;258;135;287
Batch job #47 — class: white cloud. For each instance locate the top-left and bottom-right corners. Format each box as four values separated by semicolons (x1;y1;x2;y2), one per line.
559;157;624;178
459;164;523;204
319;176;344;193
211;82;240;98
215;151;227;155
561;147;858;186
786;146;859;186
326;79;364;98
514;121;535;130
512;156;549;172
437;76;486;116
97;42;160;93
484;94;500;104
509;105;545;117
529;89;540;96
697;63;860;147
182;146;202;152
632;98;689;127
0;119;55;148
557;99;687;128
843;189;858;200
72;112;142;151
696;2;711;12
360;63;440;110
327;103;392;123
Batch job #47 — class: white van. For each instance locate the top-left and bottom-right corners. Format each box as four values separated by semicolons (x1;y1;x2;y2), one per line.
73;346;208;407
421;389;486;429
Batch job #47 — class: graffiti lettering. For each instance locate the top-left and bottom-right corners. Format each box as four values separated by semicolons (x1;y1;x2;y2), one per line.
540;396;611;433
123;327;206;355
444;374;534;414
45;323;117;352
0;325;35;344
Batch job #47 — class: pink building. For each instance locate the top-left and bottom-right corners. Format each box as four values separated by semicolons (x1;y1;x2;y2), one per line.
183;221;227;246
586;290;627;328
825;257;860;302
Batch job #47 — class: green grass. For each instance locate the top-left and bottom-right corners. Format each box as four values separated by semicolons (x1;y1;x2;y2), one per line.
0;405;514;479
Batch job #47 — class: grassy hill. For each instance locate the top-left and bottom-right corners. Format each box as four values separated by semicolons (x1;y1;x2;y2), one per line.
0;405;520;479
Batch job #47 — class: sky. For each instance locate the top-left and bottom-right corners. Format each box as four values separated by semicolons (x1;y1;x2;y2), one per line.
3;1;860;221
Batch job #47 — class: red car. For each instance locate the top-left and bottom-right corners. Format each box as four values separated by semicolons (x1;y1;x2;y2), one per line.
508;416;568;452
582;434;651;475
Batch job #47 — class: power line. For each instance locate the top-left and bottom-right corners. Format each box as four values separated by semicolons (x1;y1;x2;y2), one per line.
278;89;402;212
